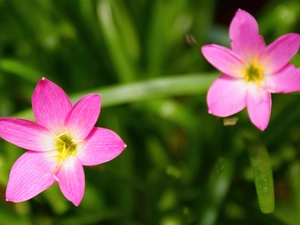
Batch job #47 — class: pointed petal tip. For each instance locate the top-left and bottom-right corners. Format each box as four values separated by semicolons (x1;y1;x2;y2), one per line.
5;195;18;203
5;197;18;203
39;77;48;83
234;8;248;17
71;200;81;207
255;123;267;131
251;117;269;131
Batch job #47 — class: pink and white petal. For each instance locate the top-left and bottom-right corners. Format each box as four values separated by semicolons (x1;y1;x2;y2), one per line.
6;151;56;202
65;94;101;140
207;75;247;117
229;9;266;58
201;44;245;78
260;33;300;74
246;85;271;131
56;157;85;206
32;78;72;132
264;64;300;93
0;118;55;151
78;127;126;166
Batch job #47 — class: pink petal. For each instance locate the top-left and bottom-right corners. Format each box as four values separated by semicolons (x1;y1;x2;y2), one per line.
260;33;300;74
32;78;72;133
229;9;266;59
6;151;56;202
65;94;101;140
264;64;300;93
246;85;271;131
78;127;126;166
0;118;55;151
201;45;245;78
207;75;247;117
56;158;85;206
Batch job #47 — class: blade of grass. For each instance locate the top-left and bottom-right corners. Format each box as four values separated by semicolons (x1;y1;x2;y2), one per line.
97;0;136;82
247;141;275;214
198;152;237;225
13;72;218;118
72;72;218;106
0;59;43;83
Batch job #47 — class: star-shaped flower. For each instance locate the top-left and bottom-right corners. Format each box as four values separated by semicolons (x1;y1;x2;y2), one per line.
201;9;300;130
0;78;126;206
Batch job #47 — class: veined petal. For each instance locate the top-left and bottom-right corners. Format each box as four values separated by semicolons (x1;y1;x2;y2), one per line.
264;64;300;93
229;9;266;59
247;85;271;131
65;94;101;140
56;157;85;206
260;33;300;73
0;118;55;151
6;151;56;202
207;75;247;117
201;44;245;78
78;127;126;166
32;78;72;133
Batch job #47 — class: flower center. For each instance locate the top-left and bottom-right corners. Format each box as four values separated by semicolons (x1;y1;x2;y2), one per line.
244;57;264;83
55;132;78;162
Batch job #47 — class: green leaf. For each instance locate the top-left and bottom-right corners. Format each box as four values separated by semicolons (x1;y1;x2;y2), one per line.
0;59;43;83
13;73;217;119
97;0;136;82
198;153;237;225
72;73;218;106
248;143;275;214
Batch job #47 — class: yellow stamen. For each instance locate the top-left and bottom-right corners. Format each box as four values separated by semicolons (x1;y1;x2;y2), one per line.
53;131;84;164
243;56;264;84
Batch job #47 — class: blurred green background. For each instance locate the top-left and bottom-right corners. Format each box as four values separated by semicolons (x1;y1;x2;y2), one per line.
0;0;300;224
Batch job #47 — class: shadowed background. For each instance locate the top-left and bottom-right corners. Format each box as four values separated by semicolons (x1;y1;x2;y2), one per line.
0;0;300;224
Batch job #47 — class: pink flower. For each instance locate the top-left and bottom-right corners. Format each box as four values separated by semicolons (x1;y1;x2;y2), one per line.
0;78;126;206
201;9;300;130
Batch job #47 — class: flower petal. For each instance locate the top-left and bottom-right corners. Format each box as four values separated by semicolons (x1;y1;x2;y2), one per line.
6;151;56;202
229;9;266;59
78;127;126;166
65;94;101;140
32;78;72;133
247;85;271;131
56;157;85;206
0;118;55;151
207;75;247;117
201;44;245;78
260;33;300;73
264;64;300;93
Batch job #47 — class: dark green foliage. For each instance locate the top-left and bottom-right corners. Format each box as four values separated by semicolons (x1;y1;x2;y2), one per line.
0;0;299;224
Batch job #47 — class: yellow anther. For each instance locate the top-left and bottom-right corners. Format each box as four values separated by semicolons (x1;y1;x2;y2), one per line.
243;56;264;84
53;131;83;164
